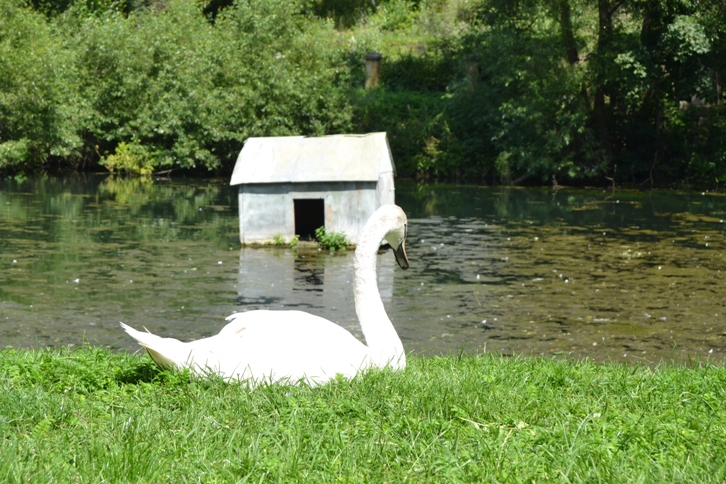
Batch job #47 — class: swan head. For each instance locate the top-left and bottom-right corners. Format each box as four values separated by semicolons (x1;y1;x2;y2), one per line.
381;206;409;270
389;229;408;270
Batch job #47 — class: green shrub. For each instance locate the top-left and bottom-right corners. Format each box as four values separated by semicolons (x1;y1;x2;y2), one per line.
100;142;155;177
443;27;595;184
3;0;726;187
62;0;352;174
380;52;455;92
352;88;457;179
307;0;376;28
0;0;85;175
367;0;417;32
314;226;348;251
270;234;299;247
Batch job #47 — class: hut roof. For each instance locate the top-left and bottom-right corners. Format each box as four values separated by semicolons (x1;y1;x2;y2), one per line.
230;132;394;185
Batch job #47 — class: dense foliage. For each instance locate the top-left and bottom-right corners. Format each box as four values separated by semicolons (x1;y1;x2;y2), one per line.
0;0;724;186
0;0;354;176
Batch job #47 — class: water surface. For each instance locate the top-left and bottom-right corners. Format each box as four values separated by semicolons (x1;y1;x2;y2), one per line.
2;176;725;364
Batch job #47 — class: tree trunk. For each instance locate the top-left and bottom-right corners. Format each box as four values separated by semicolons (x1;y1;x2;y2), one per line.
591;0;619;160
559;0;579;65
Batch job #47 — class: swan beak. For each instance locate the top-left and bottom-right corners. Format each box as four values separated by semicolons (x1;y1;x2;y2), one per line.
393;239;409;270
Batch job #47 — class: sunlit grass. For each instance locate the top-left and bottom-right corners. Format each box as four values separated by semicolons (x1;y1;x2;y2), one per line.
1;347;725;482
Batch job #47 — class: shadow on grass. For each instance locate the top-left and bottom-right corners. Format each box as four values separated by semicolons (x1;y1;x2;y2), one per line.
115;359;163;385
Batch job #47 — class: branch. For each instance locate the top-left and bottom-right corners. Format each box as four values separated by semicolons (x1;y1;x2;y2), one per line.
609;0;627;17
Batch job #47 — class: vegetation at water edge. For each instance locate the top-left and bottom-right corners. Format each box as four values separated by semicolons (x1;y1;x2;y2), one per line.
268;233;300;248
1;346;725;481
0;0;724;187
315;225;350;251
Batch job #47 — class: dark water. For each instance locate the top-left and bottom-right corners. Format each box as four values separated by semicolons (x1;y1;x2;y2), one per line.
2;176;725;365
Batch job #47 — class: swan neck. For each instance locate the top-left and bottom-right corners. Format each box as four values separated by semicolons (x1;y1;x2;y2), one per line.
354;223;405;368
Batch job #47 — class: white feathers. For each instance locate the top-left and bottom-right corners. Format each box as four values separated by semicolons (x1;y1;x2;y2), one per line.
121;205;410;387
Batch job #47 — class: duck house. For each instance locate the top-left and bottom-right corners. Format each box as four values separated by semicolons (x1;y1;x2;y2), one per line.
230;132;395;245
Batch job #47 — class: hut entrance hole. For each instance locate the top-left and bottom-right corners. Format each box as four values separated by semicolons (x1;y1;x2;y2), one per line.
294;199;324;240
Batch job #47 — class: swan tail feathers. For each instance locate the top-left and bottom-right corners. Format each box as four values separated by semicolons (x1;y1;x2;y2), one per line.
119;322;182;369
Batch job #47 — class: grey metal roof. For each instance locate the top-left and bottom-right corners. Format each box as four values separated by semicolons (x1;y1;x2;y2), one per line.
230;132;394;185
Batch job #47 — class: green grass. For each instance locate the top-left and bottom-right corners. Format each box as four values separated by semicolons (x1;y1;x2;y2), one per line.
1;347;725;482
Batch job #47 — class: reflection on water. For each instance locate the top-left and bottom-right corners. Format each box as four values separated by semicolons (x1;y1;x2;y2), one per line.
1;176;725;365
235;248;394;337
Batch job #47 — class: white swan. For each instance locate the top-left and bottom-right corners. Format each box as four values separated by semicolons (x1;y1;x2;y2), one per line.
120;204;410;386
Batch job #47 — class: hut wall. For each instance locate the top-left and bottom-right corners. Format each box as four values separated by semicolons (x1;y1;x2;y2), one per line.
376;171;395;206
238;182;378;245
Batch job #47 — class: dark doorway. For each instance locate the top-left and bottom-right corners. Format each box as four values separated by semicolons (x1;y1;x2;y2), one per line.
294;199;324;240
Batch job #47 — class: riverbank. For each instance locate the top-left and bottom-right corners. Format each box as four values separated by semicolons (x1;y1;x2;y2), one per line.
1;347;724;482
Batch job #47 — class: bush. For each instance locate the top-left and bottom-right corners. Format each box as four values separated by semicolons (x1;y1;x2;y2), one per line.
0;0;85;175
73;0;354;174
443;27;596;184
352;89;453;179
314;226;348;251
270;234;299;247
2;0;354;177
100;142;155;177
307;0;376;28
3;0;725;186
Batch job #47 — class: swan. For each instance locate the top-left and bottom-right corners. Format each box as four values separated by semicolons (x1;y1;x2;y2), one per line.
120;204;410;386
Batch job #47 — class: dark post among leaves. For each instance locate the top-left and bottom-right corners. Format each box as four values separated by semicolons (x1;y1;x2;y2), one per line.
365;52;382;89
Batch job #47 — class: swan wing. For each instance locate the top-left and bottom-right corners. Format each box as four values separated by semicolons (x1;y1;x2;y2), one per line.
214;310;371;383
122;312;371;385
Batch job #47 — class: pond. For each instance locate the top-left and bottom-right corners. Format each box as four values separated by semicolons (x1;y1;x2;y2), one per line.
2;175;725;365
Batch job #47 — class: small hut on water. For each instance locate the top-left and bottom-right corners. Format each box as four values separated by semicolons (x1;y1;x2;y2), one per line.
230;132;395;245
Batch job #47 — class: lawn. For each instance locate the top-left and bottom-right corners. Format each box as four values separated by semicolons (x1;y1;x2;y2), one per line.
1;347;725;482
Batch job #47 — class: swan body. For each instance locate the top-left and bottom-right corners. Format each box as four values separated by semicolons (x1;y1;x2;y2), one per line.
121;204;410;386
